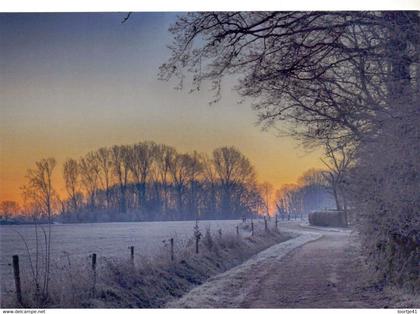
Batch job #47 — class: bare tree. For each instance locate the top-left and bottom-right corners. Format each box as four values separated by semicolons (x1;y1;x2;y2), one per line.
154;144;177;212
297;169;327;187
275;184;301;218
160;12;419;288
0;200;19;221
63;158;80;212
160;12;419;147
95;147;113;209
21;158;56;298
111;145;130;212
184;151;204;217
213;146;256;216
127;141;155;210
79;153;100;210
259;181;273;218
297;168;332;213
202;154;218;216
321;142;354;226
161;13;363;144
168;152;190;214
22;158;56;219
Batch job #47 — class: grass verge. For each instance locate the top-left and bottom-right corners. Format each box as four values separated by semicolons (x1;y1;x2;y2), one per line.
2;222;293;308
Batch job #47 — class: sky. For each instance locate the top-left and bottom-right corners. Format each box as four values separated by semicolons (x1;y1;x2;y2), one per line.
0;12;324;203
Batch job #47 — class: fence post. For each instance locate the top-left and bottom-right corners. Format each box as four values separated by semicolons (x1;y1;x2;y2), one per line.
12;255;22;305
91;253;97;295
251;219;254;236
264;216;268;232
129;246;134;264
236;225;239;236
91;253;97;271
195;236;199;254
275;214;278;231
194;220;201;254
218;229;222;239
170;238;174;261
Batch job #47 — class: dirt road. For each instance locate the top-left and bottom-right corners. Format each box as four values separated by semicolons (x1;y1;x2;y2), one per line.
169;223;417;308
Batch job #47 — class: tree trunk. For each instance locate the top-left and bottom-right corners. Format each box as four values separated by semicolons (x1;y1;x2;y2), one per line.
332;181;341;211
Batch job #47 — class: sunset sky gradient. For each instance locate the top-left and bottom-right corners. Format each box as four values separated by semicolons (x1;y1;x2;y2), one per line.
0;13;324;203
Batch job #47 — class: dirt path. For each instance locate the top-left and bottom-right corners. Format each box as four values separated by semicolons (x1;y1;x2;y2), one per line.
169;224;417;308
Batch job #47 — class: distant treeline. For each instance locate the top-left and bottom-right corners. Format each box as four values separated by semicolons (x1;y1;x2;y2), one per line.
2;142;336;224
58;143;262;222
275;169;336;217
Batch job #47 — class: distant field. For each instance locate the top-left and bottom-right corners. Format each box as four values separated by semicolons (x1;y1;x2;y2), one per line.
0;220;243;289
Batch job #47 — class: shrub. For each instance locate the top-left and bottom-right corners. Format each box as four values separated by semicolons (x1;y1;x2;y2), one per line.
308;210;347;227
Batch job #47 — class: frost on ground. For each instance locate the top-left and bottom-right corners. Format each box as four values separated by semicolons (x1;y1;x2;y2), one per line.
168;225;419;308
167;230;321;308
1;220;292;308
0;219;242;286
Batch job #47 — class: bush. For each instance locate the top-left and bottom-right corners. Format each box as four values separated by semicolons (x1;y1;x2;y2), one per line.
308;210;347;227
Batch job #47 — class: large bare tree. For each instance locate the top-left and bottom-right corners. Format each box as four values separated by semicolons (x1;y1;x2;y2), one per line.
22;158;57;219
160;12;419;147
160;11;420;288
213;146;256;214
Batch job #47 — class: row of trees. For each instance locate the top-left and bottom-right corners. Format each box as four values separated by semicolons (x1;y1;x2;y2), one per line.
17;144;267;222
2;165;339;224
275;169;336;218
3;166;337;223
160;11;419;289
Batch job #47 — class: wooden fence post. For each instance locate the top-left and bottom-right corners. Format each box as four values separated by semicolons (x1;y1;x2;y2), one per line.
264;216;268;232
91;253;97;295
218;229;222;239
170;238;174;261
194;220;201;254
91;253;97;271
275;214;278;231
236;225;239;236
129;246;134;264
251;220;254;236
12;255;22;305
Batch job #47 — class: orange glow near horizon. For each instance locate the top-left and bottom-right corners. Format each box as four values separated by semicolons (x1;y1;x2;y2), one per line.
0;131;325;206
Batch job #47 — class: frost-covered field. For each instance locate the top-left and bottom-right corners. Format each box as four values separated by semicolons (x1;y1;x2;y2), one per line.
0;220;240;287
